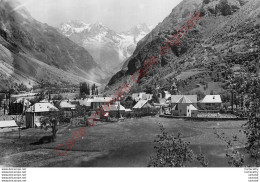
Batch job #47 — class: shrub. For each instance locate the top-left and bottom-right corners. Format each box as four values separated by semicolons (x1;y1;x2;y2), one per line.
148;125;208;167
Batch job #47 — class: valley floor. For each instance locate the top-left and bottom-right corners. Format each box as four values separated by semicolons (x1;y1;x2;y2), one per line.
0;116;249;167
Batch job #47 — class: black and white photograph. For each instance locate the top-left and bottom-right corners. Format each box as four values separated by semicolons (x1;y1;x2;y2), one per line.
0;0;259;181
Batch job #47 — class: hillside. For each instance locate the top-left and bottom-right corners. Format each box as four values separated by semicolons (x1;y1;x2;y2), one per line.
0;0;106;90
107;0;260;95
59;21;152;73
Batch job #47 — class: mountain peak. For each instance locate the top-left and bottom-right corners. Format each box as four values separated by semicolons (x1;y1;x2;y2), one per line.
59;21;153;72
60;20;92;36
91;22;109;31
66;20;88;28
135;23;153;30
60;21;111;36
124;23;153;36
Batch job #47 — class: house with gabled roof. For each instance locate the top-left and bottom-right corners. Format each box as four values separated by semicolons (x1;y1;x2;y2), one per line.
0;120;19;132
133;100;152;110
91;97;111;110
100;103;127;118
25;102;59;128
171;95;197;106
171;95;198;117
59;100;79;110
199;95;222;110
101;103;126;112
59;100;80;118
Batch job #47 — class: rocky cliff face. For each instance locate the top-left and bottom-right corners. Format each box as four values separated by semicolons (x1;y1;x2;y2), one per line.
107;0;259;95
0;0;106;90
59;21;153;73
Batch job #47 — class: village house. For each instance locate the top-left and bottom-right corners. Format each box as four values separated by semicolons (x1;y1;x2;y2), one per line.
101;103;127;118
171;95;198;117
59;100;80;118
199;95;222;110
59;100;79;110
133;100;152;110
25;102;59;128
90;97;111;110
171;95;197;107
0;120;19;132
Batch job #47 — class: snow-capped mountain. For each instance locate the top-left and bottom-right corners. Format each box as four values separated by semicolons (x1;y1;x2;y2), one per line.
0;1;106;90
59;21;153;73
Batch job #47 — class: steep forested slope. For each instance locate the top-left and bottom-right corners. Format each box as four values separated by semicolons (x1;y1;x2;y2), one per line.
107;0;259;96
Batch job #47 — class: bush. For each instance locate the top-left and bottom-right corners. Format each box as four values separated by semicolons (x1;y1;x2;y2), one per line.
148;125;208;167
125;112;135;118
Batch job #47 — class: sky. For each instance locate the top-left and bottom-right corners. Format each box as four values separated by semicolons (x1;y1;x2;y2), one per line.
18;0;182;32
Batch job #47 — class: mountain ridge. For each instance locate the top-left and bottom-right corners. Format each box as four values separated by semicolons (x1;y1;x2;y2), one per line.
106;0;259;95
0;0;106;90
59;21;153;73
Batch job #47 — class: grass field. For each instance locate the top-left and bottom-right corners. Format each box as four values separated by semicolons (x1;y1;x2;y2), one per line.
0;116;248;167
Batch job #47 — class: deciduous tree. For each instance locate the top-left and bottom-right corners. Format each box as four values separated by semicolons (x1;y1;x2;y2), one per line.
40;109;65;141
